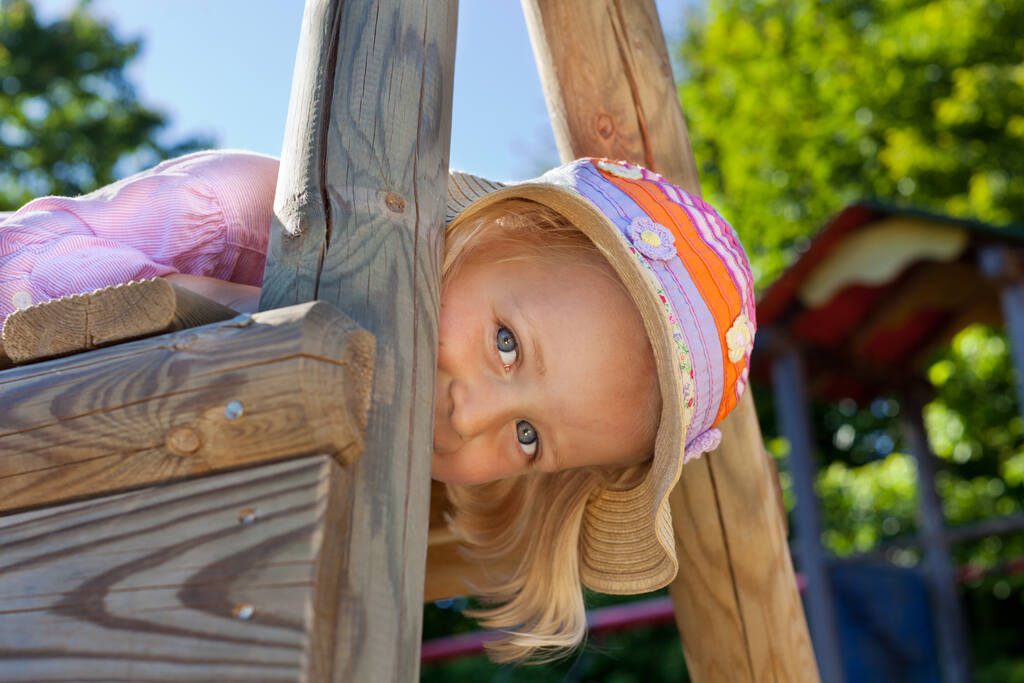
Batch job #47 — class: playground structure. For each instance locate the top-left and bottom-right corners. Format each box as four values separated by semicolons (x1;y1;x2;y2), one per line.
756;203;1024;683
0;1;818;681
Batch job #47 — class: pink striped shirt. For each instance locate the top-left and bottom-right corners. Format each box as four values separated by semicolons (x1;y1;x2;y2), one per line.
0;150;279;324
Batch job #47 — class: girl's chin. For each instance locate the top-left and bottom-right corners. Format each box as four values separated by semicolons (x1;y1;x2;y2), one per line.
430;451;457;484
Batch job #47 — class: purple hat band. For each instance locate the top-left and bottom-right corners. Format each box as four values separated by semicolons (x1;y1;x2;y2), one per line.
539;159;756;461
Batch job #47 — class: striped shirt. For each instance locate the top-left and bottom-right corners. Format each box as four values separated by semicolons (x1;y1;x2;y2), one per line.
0;150;279;324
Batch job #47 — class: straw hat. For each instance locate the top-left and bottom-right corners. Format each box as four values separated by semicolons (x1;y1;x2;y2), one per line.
445;158;756;594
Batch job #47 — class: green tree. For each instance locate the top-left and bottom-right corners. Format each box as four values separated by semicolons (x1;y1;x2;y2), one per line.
679;0;1024;678
0;0;208;210
680;0;1024;286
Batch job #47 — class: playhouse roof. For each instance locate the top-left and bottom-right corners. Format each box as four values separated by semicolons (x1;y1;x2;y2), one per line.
752;201;1024;404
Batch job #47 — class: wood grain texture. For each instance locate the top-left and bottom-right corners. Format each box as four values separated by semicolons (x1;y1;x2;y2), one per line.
423;481;502;603
0;302;374;516
1;279;238;365
522;1;818;680
259;1;456;681
522;0;700;193
0;456;351;682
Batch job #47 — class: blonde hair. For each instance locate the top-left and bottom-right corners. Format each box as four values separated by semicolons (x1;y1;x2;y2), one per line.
440;199;657;664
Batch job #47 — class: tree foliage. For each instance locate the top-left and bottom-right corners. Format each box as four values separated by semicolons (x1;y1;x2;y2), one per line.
680;0;1024;286
0;0;207;210
678;0;1024;678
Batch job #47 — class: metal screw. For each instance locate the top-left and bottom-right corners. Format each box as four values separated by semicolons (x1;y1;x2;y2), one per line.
238;507;258;525
224;400;244;420
232;603;255;620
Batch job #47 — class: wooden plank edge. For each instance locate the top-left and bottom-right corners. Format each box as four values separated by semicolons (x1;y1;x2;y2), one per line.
0;278;239;365
0;301;374;516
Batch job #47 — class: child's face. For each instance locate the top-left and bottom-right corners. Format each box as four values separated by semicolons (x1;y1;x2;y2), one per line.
432;250;659;485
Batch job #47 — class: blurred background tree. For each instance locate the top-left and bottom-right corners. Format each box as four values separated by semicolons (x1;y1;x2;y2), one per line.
0;0;207;210
678;0;1024;681
681;0;1024;285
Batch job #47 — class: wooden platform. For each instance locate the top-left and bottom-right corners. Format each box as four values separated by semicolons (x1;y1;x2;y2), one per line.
0;456;350;682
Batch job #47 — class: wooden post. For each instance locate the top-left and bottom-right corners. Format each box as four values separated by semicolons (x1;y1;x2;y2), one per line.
522;1;819;680
258;0;456;680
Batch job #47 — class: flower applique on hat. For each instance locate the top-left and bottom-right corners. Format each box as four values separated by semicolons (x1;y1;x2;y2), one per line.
597;159;644;180
726;311;755;364
626;216;676;261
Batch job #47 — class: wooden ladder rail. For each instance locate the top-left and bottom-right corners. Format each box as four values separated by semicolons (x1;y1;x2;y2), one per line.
522;1;820;680
257;0;456;680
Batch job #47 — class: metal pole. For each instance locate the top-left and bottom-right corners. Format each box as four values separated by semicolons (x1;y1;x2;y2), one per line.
901;384;973;683
771;343;846;683
978;245;1024;421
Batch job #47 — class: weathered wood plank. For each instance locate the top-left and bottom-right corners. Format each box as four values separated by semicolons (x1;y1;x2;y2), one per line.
522;1;818;680
259;1;456;681
0;302;373;516
1;278;239;365
423;481;499;603
0;456;350;682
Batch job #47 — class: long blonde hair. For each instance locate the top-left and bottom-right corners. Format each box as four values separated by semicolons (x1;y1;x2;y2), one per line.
440;199;654;664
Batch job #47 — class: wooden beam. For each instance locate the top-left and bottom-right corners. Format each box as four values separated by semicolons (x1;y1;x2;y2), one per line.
522;1;819;680
258;1;456;680
0;301;373;515
1;278;239;365
424;481;513;603
0;456;351;682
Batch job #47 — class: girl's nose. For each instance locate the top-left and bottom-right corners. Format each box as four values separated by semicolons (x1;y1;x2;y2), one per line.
449;376;513;440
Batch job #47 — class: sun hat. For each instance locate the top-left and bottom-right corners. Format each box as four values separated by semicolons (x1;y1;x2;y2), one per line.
444;158;756;595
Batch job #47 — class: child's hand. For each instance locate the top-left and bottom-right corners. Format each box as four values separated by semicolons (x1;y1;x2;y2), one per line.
164;274;261;313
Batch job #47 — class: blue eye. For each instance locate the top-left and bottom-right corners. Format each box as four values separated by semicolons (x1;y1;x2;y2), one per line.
516;419;538;457
496;326;518;366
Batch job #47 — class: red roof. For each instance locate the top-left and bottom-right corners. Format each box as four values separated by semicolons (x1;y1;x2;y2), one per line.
752;202;1024;404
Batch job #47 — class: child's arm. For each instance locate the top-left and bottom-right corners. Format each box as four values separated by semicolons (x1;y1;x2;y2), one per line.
0;150;278;323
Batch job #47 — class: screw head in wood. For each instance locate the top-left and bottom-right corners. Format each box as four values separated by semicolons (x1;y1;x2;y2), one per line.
232;603;255;620
238;507;258;525
166;426;201;455
224;400;244;420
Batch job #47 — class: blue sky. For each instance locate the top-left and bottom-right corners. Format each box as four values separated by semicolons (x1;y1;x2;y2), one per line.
33;1;692;181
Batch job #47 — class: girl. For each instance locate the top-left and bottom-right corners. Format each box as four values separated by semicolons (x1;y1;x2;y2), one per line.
0;150;756;663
